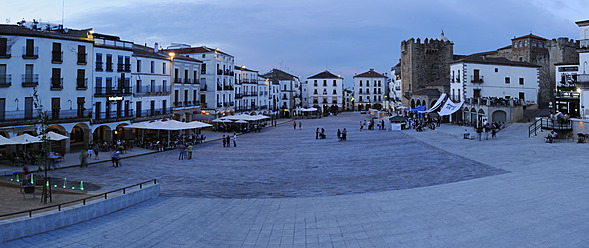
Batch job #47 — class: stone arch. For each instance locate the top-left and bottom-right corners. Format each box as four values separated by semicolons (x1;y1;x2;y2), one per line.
410;99;415;108
71;123;91;149
47;124;67;135
492;110;507;123
416;100;422;107
93;125;112;143
115;123;130;140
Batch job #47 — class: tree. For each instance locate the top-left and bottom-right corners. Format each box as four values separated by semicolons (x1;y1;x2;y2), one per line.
32;87;52;204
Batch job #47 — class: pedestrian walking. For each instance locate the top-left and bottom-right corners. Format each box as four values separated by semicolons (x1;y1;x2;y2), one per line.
178;144;186;160
87;146;93;158
337;129;341;141
222;135;226;147
293;121;297;130
233;133;237;147
111;150;120;167
316;128;319;139
187;144;193;159
342;128;347;141
93;144;100;160
491;128;497;139
299;121;302;129
360;121;363;131
476;125;483;141
79;150;88;168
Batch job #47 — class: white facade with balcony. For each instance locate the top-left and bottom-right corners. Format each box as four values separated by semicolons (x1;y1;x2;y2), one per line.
261;69;300;116
306;70;343;113
164;45;234;117
170;55;201;122
132;44;173;122
257;75;269;112
234;66;258;113
450;56;540;125
353;69;387;110
0;22;95;151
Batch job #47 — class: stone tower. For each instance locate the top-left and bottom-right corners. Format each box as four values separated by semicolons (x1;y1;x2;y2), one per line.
400;32;454;107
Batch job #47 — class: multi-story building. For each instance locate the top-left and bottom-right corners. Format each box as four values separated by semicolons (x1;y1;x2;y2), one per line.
92;32;134;142
170;53;202;122
450;56;540;125
164;44;234;117
389;64;402;105
305;70;343;113
234;66;258;113
353;69;388;111
0;22;94;151
575;20;589;120
343;88;353;111
257;74;269;112
261;69;300;117
131;44;172;123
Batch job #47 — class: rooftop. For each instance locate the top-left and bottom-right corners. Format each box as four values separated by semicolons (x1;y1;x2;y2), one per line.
354;69;387;78
164;46;232;57
453;55;541;68
308;70;341;79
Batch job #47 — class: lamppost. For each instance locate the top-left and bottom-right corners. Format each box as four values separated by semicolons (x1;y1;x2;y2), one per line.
351;97;355;111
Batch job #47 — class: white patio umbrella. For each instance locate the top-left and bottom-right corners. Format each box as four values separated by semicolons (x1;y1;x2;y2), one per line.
45;131;69;141
10;134;41;144
0;135;19;145
235;120;248;124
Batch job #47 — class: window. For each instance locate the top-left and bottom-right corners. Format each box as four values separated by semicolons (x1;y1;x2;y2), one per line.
0;64;6;86
313;89;318;94
495;68;498;72
136;80;142;92
519;78;524;85
96;53;103;71
333;80;337;86
519;92;525;101
473;89;481;98
77;69;85;88
201;64;206;74
367;89;370;94
518;41;522;48
367;81;370;87
0;38;8;57
77;45;86;64
323;80;326;87
333;89;337;94
359;89;362;94
125;56;131;71
505;77;510;84
117;55;123;71
519;57;523;62
458;89;460;101
137;60;141;72
524;40;527;47
163;63;167;74
359;80;362;87
150;61;155;73
106;54;113;71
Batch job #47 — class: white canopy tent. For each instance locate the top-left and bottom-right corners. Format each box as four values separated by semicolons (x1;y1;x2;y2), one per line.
0;135;19;146
45;131;69;141
10;134;41;144
418;93;446;113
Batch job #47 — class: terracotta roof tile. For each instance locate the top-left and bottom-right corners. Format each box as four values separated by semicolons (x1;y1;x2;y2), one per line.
308;70;341;79
354;69;386;78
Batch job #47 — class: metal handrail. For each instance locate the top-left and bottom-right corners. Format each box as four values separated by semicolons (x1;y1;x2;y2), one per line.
0;179;157;219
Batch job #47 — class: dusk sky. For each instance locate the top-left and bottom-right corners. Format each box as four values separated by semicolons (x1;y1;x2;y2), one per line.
3;0;587;88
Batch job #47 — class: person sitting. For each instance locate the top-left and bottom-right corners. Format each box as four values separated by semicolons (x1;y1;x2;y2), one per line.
464;129;471;139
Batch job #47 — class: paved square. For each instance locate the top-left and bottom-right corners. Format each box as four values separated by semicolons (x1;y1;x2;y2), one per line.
3;113;589;247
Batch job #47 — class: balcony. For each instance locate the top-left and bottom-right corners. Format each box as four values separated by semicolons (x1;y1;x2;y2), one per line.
95;62;103;71
235;93;243;98
217;69;223;75
105;63;113;72
94;86;132;97
77;53;87;65
135;85;170;95
201;85;208;91
0;74;11;87
0;109;92;125
217;84;222;91
471;75;484;83
174;78;183;84
76;78;88;90
93;110;134;123
21;74;39;87
136;107;172;119
217;103;223;107
50;78;63;90
22;46;38;59
52;51;63;63
117;64;131;72
0;49;11;59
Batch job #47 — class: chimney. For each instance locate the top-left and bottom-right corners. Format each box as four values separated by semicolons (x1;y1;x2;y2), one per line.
154;42;159;52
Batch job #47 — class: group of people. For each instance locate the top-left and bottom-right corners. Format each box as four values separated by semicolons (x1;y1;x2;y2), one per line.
463;120;501;141
222;134;237;147
359;119;385;131
337;128;348;141
293;121;302;130
177;143;194;160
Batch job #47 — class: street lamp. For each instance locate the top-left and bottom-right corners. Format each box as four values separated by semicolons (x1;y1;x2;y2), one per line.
351;97;355;111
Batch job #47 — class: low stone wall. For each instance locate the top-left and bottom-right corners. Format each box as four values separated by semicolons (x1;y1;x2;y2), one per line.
0;183;160;243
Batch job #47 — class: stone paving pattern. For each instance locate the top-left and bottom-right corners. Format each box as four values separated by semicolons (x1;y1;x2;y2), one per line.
3;113;589;247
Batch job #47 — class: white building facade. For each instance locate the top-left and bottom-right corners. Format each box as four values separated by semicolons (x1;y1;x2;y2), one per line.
261;69;300;117
234;66;258;113
165;45;234;117
353;69;387;110
170;54;202;122
132;44;172;122
450;56;540;125
0;22;94;151
306;70;343;113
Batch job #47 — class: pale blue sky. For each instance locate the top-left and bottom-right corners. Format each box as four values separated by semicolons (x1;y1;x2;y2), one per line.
2;0;587;87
